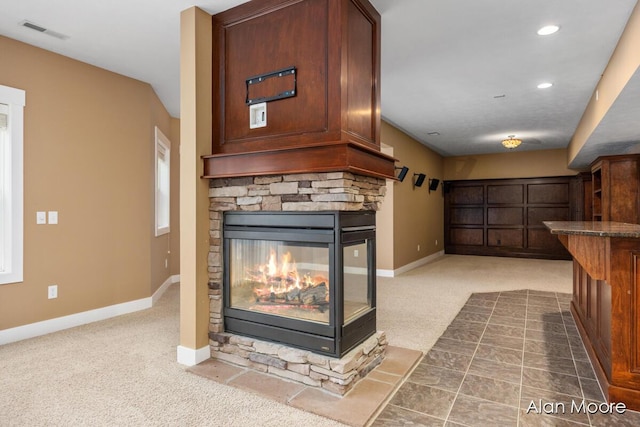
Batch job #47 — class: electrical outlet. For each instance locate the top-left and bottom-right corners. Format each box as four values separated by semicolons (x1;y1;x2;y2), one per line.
417;244;421;252
353;249;359;257
48;285;58;299
165;259;168;268
435;240;438;246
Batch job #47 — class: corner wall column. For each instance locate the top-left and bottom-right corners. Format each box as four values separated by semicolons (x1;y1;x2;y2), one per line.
178;6;213;365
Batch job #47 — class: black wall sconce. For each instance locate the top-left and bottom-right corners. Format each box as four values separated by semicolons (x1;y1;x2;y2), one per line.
413;173;426;188
395;166;409;182
428;178;440;193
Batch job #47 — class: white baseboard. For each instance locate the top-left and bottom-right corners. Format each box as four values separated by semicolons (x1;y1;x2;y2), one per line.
152;274;180;305
0;274;180;346
377;250;444;277
177;345;211;366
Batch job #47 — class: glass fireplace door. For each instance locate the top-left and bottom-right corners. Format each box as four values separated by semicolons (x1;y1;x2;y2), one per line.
343;240;372;323
228;239;331;324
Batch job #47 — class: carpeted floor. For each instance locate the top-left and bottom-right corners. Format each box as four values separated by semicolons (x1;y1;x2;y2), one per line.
0;255;581;426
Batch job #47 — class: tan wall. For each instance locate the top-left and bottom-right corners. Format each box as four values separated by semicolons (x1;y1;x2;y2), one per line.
443;149;577;181
375;144;394;271
381;121;444;269
0;36;176;331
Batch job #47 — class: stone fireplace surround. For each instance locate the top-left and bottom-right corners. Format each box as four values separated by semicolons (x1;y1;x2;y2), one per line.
207;172;388;395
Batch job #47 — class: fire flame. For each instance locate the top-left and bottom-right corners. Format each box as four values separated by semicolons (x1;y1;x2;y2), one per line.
249;249;328;304
256;250;300;289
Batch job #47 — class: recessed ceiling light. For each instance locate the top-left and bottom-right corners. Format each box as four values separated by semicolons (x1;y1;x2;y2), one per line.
537;25;559;36
537;82;553;89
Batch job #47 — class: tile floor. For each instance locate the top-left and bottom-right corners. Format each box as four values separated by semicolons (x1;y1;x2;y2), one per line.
371;290;640;427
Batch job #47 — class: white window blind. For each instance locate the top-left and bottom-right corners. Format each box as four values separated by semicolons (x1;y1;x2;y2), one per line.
0;85;25;285
155;127;171;236
0;103;8;272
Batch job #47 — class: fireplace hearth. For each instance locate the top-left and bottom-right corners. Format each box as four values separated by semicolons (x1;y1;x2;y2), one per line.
223;211;376;357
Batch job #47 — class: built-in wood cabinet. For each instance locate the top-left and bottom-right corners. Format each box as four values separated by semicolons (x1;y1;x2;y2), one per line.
551;155;640;411
444;176;574;259
591;155;640;222
202;0;395;180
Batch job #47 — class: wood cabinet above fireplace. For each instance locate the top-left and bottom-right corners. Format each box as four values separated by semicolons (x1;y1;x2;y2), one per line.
203;0;395;180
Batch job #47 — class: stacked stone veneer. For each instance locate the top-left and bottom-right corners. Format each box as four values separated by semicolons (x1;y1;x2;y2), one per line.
207;172;388;395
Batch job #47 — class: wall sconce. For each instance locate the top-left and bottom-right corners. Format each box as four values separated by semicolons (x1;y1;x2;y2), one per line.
395;166;409;182
428;178;440;193
413;173;426;188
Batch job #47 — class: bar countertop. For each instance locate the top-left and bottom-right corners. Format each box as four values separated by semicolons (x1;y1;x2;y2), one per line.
543;221;640;238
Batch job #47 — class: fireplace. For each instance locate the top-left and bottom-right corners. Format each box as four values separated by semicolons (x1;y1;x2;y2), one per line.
223;210;376;357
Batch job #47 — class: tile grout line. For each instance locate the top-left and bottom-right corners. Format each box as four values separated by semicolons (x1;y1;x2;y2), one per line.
560;293;596;427
516;290;530;426
363;353;425;426
441;292;500;425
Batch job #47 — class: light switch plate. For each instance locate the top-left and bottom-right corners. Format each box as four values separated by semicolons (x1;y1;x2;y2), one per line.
36;211;46;224
48;211;58;224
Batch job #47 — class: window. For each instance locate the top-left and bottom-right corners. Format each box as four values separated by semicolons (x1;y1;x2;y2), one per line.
154;126;171;236
0;85;25;285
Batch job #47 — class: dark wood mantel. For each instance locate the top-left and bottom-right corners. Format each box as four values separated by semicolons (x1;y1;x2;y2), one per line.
202;140;396;180
545;220;640;411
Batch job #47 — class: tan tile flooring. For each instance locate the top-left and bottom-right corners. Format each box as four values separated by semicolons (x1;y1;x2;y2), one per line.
189;290;640;426
372;290;640;427
188;345;422;426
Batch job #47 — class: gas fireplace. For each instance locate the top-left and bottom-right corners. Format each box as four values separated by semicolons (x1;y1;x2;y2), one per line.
223;211;376;357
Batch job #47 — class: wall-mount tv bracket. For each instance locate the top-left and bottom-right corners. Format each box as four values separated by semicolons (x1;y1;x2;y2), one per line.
246;66;297;105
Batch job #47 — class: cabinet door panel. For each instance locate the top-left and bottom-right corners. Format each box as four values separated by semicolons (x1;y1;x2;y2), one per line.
528;183;570;204
450;208;483;225
450;186;484;205
488;229;523;248
450;228;483;246
488;207;522;225
487;184;523;204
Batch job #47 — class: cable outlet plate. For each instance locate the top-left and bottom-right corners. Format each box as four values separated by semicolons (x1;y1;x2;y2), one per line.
249;102;267;129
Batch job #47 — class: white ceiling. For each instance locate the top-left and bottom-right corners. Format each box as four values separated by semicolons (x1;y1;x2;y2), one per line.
2;0;639;169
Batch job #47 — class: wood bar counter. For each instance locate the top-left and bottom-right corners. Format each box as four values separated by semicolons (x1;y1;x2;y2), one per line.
545;221;640;410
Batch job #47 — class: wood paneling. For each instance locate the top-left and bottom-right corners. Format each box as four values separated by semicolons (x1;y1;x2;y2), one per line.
206;0;394;179
444;176;573;259
570;237;640;410
488;207;523;225
450;228;483;246
487;229;523;248
564;155;640;410
487;184;523;204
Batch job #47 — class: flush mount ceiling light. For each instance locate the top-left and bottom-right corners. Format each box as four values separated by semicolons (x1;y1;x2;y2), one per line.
537;82;553;89
501;135;522;149
537;25;560;36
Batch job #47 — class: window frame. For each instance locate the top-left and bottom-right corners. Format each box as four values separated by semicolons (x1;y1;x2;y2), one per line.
0;84;25;285
154;126;171;237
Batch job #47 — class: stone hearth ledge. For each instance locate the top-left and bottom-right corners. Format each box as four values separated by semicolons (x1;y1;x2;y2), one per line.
209;331;387;396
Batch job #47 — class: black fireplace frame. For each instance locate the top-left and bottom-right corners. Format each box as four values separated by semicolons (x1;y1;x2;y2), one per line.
223;210;377;357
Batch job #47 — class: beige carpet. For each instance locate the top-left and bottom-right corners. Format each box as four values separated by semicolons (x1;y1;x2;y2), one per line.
0;255;572;426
